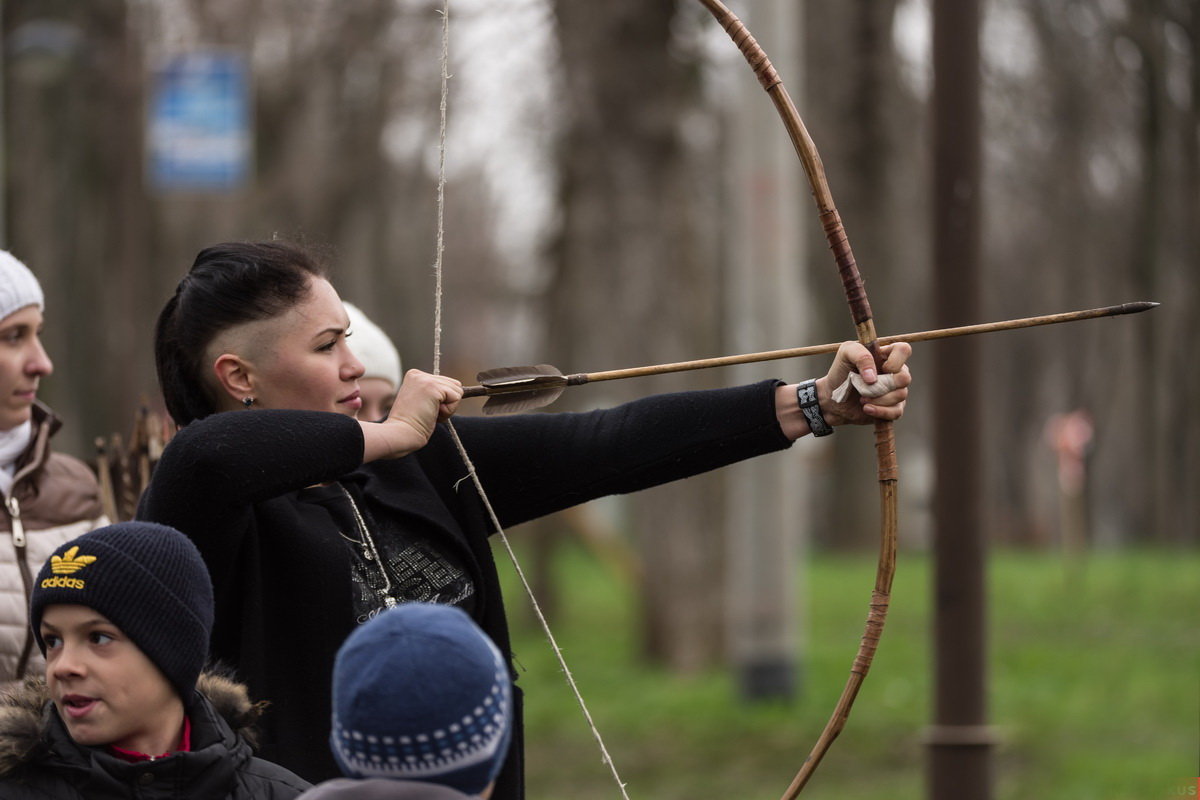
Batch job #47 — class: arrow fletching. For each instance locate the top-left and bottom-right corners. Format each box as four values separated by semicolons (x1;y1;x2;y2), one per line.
482;386;566;414
477;364;567;389
475;364;569;415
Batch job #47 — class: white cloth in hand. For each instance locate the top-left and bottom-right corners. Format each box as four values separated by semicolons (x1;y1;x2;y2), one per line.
832;372;900;403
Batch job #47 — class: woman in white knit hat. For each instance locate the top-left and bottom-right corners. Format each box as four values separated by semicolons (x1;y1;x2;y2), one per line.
342;303;401;423
0;251;107;688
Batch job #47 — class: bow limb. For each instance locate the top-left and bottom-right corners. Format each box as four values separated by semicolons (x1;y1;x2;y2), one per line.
695;1;899;796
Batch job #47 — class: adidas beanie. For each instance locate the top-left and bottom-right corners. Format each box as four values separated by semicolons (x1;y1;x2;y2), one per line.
29;522;214;701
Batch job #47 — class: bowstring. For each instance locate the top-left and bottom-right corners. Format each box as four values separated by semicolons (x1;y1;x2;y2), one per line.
431;0;449;376
427;4;631;797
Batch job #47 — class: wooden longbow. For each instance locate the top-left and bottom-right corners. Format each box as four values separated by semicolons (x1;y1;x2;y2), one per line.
439;3;1155;796
695;1;897;795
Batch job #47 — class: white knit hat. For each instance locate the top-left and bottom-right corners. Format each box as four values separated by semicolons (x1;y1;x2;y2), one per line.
0;251;44;321
344;302;401;387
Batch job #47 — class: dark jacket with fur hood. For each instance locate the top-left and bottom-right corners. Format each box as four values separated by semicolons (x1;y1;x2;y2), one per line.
0;671;311;799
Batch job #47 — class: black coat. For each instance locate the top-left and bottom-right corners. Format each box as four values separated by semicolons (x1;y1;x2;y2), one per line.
137;381;792;799
0;672;310;799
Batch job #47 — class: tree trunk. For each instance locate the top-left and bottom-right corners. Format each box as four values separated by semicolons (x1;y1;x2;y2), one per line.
805;0;917;550
4;0;150;456
722;0;804;701
549;0;725;670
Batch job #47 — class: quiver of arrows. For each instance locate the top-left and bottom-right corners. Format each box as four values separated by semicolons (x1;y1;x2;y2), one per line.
93;404;172;522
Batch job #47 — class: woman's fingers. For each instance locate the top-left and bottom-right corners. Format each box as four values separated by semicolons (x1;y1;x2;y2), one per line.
386;370;463;441
879;341;913;377
820;341;914;426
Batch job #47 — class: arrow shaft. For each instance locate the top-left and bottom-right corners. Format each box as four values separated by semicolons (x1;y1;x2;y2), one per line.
461;302;1155;399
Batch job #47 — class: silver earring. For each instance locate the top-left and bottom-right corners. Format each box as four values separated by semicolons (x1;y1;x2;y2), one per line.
243;397;254;408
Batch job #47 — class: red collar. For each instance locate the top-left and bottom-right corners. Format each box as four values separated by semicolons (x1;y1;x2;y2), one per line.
108;717;192;763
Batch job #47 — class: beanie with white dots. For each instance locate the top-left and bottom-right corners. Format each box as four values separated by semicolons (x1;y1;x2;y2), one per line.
329;603;512;796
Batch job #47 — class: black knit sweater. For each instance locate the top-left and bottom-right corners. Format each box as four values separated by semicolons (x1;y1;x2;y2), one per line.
137;380;792;799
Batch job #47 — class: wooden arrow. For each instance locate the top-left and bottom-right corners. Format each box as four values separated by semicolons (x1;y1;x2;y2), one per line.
462;301;1156;414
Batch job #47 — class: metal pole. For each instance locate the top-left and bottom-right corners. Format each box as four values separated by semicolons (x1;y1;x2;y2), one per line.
928;0;995;797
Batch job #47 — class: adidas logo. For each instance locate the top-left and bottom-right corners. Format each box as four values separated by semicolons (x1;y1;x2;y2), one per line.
51;547;96;574
42;546;96;590
41;576;86;589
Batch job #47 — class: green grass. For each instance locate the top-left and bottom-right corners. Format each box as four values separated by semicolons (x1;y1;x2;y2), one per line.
496;541;1199;800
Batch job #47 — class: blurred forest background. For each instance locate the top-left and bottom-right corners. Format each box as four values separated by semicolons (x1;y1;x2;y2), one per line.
1;1;1196;792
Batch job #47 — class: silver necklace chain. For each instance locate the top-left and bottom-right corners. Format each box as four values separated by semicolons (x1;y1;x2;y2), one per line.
337;483;397;609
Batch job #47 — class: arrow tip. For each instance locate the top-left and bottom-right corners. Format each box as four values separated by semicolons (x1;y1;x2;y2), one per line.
1119;301;1159;314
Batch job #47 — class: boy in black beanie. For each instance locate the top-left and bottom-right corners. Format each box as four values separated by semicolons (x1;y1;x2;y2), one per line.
0;521;311;799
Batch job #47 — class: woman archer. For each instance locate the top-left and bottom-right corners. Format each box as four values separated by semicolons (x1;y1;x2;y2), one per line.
137;240;912;799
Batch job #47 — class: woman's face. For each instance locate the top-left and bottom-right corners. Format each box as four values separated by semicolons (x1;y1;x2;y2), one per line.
216;277;366;416
0;305;53;431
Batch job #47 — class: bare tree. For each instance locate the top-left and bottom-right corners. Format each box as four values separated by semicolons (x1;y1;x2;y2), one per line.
803;1;930;550
985;0;1197;545
4;0;506;456
4;0;151;454
549;0;726;669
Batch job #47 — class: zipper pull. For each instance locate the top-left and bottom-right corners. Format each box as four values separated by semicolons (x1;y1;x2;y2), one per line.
6;496;24;548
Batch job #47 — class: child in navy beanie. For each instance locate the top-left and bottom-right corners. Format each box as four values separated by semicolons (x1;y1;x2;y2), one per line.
298;603;513;800
0;521;311;799
28;520;214;701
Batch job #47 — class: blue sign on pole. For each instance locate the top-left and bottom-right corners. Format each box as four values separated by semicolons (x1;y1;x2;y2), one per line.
148;51;252;191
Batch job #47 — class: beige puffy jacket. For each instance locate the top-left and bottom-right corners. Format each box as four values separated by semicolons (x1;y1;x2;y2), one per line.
0;402;106;683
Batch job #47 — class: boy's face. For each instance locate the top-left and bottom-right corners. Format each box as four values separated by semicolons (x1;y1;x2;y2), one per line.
40;604;182;753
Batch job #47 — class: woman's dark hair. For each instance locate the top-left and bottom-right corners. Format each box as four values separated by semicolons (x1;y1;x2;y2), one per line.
155;241;326;425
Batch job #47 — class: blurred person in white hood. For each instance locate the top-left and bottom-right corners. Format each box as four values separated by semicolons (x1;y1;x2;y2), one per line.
0;251;106;688
343;303;402;423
